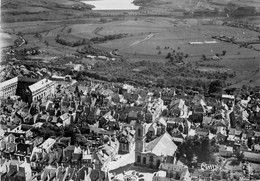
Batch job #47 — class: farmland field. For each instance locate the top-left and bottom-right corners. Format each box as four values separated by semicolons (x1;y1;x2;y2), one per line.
91;19;259;69
2;15;259;87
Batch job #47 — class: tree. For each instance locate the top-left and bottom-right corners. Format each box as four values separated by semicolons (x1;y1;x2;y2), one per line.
222;50;227;56
208;80;223;95
165;52;172;59
221;171;228;180
158;51;161;55
67;28;72;33
44;40;49;47
200;137;216;163
100;18;107;23
34;32;42;39
82;38;87;45
236;152;244;162
17;31;23;37
202;54;207;61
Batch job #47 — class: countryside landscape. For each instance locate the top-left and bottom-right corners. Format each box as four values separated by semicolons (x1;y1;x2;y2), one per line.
0;0;260;180
1;0;260;89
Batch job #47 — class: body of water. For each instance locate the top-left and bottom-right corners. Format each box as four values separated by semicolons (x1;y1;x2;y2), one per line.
83;0;139;10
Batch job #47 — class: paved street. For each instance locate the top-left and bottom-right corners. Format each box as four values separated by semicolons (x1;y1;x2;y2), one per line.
108;145;157;180
109;145;135;172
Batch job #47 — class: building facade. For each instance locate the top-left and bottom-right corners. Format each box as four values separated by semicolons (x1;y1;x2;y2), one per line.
0;77;18;99
16;77;39;103
29;78;56;103
135;121;177;169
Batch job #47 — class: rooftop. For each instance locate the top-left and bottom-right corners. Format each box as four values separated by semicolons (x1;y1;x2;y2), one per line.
145;132;177;156
39;138;56;151
0;77;18;89
222;94;235;100
29;78;54;93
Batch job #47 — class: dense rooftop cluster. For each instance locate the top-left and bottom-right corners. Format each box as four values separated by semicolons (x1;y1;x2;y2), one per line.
0;76;260;180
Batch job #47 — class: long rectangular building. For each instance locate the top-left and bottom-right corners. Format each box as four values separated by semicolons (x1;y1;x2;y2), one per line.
29;78;55;102
0;77;18;99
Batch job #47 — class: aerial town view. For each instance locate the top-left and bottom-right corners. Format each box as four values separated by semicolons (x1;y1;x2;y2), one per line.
0;0;260;180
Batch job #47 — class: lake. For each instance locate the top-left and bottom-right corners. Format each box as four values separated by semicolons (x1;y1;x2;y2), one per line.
83;0;139;10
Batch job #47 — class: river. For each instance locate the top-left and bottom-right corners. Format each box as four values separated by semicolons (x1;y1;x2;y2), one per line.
83;0;139;10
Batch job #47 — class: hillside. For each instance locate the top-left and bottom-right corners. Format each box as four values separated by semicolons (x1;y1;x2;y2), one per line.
133;0;260;17
1;0;94;22
1;0;260;23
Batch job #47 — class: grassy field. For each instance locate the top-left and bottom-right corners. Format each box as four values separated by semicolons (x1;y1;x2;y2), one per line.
95;19;259;68
0;32;16;48
2;15;259;87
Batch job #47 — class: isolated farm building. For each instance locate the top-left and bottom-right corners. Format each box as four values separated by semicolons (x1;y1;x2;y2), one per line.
97;56;109;61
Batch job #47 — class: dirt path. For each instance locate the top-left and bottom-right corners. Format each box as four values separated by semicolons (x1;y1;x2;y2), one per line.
129;33;155;47
93;27;104;36
118;33;156;51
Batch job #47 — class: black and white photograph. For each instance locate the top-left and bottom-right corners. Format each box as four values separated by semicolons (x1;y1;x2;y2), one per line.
0;0;260;180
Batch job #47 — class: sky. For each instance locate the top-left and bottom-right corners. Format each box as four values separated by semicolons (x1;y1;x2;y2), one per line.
83;0;139;10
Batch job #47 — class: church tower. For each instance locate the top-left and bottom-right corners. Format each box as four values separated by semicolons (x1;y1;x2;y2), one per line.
135;120;146;165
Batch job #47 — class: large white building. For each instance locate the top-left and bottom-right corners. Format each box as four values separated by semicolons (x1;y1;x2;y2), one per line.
0;77;18;99
29;78;55;102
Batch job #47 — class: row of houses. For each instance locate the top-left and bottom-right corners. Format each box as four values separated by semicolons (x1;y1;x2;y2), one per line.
1;75;260;181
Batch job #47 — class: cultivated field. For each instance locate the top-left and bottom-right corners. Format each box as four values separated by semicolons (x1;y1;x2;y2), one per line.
2;15;259;87
95;18;259;68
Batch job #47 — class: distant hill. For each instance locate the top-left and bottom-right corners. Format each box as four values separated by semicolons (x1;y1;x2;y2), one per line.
133;0;260;17
1;0;94;22
1;0;259;23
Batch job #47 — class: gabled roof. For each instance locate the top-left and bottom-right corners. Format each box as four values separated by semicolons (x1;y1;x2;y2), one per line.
41;166;56;181
62;145;75;163
0;140;6;151
65;167;75;181
4;142;16;153
165;155;175;164
48;152;57;165
156;117;167;126
29;79;54;93
6;164;17;177
56;167;66;181
196;128;209;137
74;166;90;181
145;132;177;156
60;113;70;121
